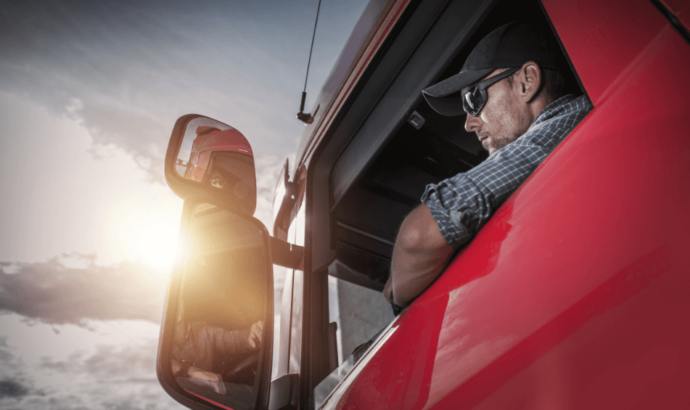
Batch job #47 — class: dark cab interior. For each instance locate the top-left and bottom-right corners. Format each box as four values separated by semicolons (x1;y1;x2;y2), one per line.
320;0;582;291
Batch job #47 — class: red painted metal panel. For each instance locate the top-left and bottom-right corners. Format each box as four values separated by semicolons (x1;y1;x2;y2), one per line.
542;0;667;106
449;25;690;409
326;10;690;410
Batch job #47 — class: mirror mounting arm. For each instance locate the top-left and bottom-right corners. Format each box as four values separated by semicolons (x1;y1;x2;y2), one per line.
271;236;304;269
274;159;302;240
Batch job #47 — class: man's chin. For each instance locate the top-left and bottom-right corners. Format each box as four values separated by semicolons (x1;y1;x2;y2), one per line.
484;136;514;156
483;141;498;156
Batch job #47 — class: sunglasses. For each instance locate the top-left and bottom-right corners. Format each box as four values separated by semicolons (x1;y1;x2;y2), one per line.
462;67;520;117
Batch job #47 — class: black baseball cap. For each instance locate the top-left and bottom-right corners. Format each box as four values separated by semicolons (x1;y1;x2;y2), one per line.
422;22;566;116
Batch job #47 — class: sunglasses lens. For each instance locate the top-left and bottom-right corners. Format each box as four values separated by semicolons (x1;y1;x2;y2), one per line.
463;87;484;116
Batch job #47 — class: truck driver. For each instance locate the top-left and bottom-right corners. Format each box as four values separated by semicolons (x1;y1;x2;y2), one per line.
384;22;592;313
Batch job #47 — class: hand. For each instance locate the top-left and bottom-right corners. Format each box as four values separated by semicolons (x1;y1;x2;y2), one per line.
244;320;263;351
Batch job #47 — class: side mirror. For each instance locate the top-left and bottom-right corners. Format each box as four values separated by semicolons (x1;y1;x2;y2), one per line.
165;115;257;216
157;199;273;410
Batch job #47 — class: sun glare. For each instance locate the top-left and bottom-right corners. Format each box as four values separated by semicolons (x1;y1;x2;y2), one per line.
136;221;180;268
106;184;183;270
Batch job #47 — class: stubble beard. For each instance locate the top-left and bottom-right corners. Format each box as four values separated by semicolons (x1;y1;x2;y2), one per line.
485;133;516;156
485;110;529;156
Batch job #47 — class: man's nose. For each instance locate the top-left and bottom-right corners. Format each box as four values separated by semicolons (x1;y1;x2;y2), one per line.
465;114;481;133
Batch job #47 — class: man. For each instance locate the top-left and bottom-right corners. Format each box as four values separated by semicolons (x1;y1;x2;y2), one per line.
171;318;263;394
384;22;592;312
171;319;264;379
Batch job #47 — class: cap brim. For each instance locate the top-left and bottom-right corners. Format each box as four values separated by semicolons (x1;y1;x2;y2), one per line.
422;68;494;116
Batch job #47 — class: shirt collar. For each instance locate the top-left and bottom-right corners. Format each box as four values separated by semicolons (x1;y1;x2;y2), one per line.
529;94;579;129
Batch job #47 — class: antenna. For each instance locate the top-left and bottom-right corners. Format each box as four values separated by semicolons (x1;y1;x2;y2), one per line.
296;0;322;124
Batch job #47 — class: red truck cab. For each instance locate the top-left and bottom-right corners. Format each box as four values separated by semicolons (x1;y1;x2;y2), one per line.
157;0;690;409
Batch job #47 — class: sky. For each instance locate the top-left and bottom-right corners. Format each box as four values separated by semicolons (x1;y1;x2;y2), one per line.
0;0;369;408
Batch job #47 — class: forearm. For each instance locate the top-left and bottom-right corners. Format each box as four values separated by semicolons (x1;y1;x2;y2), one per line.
390;240;453;306
387;205;455;307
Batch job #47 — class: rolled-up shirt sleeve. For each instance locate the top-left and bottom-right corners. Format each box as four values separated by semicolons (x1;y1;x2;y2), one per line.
422;138;550;246
421;94;592;247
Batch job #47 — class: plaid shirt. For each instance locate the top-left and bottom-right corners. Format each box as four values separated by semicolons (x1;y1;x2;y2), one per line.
421;94;592;246
172;322;250;372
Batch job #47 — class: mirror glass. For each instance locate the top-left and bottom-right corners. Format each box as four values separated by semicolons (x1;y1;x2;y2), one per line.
172;202;268;410
176;118;256;213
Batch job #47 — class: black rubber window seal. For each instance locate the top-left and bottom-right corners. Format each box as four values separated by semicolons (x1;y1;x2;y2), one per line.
650;0;690;45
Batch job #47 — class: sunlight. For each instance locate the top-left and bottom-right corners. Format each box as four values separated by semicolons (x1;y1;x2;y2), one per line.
102;168;184;269
136;220;179;268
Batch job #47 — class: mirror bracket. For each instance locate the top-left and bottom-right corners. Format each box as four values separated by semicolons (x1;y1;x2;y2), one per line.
274;159;299;238
270;237;304;269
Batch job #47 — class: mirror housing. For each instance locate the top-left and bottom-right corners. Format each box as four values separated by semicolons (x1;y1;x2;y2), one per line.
165;114;257;216
157;199;273;410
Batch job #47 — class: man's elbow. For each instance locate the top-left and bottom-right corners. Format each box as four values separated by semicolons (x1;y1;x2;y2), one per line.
389;205;454;306
396;205;448;255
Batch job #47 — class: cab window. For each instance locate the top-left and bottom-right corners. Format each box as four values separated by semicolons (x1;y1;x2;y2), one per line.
316;0;585;402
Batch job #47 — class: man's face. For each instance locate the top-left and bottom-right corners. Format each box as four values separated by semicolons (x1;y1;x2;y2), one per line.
463;68;531;155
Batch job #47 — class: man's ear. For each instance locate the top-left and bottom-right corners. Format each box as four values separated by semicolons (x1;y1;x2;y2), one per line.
517;61;542;103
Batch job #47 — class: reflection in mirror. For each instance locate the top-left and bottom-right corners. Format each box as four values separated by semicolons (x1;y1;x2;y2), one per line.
172;203;267;410
176;118;256;212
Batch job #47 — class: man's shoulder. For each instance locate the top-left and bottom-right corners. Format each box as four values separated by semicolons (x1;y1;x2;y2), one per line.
537;94;591;125
519;94;591;145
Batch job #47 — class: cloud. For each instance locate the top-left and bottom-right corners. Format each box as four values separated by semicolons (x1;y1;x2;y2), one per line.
0;338;13;364
0;254;165;326
0;379;30;399
39;344;156;383
0;335;40;405
0;0;367;181
0;316;179;410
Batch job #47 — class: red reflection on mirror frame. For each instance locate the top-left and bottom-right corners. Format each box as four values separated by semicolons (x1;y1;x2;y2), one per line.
187;390;236;410
184;126;254;182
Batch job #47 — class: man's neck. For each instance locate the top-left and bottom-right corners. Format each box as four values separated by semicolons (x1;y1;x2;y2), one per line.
528;92;555;123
